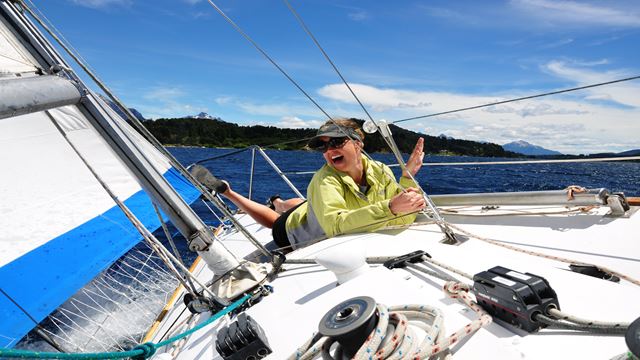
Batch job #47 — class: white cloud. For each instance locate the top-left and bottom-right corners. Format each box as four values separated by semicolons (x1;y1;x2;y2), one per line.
143;87;186;101
274;116;324;129
348;10;370;22
69;0;131;9
137;86;207;119
510;0;640;28
540;38;573;49
543;60;640;107
315;70;640;153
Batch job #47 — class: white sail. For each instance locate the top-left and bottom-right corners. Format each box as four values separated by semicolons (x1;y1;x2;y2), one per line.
0;14;201;348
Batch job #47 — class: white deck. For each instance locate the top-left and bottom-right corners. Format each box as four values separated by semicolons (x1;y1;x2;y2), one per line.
150;204;640;359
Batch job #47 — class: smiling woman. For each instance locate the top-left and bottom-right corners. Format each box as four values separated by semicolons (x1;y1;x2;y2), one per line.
293;118;427;245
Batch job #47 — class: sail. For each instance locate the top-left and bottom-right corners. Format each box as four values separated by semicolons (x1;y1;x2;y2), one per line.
0;13;201;348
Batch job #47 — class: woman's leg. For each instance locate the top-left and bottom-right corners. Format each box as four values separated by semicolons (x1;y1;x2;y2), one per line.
221;187;280;229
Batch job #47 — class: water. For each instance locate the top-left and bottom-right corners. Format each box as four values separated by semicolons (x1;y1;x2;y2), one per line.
170;147;640;202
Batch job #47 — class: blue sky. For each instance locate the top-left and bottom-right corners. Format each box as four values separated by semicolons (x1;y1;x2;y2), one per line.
34;0;640;153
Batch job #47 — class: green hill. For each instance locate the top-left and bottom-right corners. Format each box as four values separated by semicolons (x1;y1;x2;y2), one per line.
143;117;519;157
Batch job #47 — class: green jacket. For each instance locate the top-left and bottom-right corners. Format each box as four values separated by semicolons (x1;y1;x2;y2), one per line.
285;155;417;248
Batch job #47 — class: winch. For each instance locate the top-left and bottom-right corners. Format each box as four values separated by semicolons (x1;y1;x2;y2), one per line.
472;266;559;332
318;296;378;358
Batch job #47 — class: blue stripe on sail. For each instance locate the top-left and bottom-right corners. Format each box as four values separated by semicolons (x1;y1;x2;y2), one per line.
0;167;201;348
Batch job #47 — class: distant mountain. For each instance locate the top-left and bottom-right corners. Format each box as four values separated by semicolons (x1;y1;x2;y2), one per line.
98;94;145;121
437;133;454;140
617;149;640;156
503;140;562;156
187;112;217;120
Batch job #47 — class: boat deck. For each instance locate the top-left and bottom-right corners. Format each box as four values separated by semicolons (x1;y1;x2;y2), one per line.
150;204;640;359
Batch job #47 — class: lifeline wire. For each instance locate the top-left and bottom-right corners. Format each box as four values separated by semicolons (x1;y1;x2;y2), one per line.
392;75;640;124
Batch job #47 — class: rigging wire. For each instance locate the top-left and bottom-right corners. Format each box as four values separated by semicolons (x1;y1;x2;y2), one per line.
392;75;640;124
282;0;376;125
204;0;334;121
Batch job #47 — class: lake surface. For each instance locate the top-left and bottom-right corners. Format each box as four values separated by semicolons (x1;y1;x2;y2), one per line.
170;147;640;203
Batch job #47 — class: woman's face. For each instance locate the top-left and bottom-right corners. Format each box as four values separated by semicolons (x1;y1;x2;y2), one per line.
321;136;362;173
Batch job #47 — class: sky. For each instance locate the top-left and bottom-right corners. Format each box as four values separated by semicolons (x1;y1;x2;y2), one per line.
31;0;640;154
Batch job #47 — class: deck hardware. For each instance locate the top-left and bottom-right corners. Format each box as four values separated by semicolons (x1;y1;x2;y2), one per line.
569;264;620;282
626;316;640;358
472;266;559;332
318;296;378;358
607;193;630;216
216;313;272;360
183;292;224;314
383;250;431;269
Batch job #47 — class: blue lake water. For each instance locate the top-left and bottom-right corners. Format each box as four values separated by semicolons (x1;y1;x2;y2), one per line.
170;147;640;202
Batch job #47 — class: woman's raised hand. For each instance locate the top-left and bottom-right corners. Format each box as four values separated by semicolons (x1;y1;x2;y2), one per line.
389;187;426;215
403;137;424;178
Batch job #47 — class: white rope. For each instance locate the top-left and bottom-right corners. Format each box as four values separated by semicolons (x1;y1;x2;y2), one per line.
289;282;491;359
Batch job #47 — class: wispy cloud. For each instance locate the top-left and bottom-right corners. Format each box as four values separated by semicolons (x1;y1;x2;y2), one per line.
143;87;186;102
348;10;370;22
543;60;640;107
419;6;481;25
274;116;323;129
69;0;131;10
333;5;371;22
540;38;573;49
510;0;640;28
137;86;207;119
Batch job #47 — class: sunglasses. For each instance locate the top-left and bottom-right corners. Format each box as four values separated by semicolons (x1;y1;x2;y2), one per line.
313;137;350;152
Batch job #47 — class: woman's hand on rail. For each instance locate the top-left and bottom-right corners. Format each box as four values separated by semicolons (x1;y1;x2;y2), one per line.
403;137;424;178
389;188;426;215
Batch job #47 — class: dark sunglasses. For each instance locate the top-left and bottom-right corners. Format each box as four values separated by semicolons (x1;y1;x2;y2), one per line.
313;137;349;152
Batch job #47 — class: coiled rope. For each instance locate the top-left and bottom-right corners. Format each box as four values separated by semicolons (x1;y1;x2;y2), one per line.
288;282;491;360
0;294;251;359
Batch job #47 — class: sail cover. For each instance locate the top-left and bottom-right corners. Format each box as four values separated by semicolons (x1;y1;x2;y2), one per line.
0;13;201;348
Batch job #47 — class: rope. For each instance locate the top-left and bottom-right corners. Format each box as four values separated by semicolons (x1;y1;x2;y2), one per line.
547;308;630;328
289;282;491;359
445;222;640;287
392;75;640;124
0;294;251;359
535;313;627;335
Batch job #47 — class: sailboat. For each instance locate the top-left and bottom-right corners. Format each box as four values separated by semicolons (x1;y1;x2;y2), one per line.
1;0;639;359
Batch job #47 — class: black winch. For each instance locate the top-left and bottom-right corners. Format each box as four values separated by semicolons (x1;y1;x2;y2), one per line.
472;266;559;332
318;296;378;358
627;316;640;359
215;312;272;360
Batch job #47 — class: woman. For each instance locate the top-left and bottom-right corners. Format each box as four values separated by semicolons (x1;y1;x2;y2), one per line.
290;119;426;246
192;119;425;250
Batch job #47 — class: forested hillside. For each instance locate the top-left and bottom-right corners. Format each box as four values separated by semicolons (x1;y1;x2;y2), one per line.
143;117;519;157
